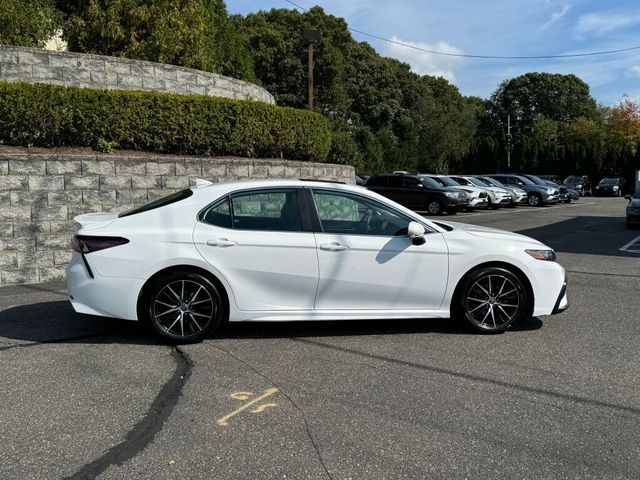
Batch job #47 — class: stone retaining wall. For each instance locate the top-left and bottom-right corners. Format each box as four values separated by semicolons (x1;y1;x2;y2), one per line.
0;153;354;285
0;45;274;104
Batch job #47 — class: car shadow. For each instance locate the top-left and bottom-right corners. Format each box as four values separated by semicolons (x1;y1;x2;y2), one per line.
515;215;634;257
0;300;543;345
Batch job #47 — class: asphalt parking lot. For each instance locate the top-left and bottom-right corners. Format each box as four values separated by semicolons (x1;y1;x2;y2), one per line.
1;197;639;480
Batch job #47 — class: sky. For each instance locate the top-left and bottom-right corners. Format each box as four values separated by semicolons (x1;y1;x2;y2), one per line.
228;0;640;105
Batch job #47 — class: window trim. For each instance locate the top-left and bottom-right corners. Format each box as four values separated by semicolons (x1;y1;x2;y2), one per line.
308;187;436;237
197;187;313;233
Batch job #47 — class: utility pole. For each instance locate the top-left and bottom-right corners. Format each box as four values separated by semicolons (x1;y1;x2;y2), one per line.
506;113;512;171
303;30;320;111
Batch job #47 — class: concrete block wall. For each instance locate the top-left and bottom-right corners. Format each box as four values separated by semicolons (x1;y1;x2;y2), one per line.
0;45;275;104
0;153;355;285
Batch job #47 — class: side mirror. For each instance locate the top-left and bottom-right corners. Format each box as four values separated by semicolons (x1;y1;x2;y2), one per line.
625;194;631;200
408;221;426;245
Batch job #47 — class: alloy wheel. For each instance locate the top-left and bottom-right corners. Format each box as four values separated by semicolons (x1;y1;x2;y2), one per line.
460;268;527;333
151;279;216;338
528;194;541;206
428;200;442;214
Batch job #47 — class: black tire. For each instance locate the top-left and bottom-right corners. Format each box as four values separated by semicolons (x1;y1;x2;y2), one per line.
527;193;542;207
426;198;443;215
142;271;224;344
455;267;529;333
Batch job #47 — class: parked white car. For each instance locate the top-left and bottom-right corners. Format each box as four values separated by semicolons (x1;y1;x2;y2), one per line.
451;176;512;208
475;176;528;206
426;175;489;210
66;179;568;343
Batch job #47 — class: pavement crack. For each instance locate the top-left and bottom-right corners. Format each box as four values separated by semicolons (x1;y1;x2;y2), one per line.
215;345;335;480
64;346;193;480
0;332;112;352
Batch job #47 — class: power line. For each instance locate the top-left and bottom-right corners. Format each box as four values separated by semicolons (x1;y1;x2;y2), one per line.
282;0;640;60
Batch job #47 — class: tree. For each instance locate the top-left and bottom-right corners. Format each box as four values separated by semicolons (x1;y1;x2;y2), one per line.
0;0;61;47
57;0;254;80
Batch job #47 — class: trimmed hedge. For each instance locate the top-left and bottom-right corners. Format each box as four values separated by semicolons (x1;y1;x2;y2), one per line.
0;82;332;161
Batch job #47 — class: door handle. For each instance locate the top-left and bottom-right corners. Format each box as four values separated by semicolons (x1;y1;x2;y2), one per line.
206;238;237;248
319;242;348;251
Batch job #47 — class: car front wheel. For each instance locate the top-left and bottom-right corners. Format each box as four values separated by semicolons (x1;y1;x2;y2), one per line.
426;198;443;215
527;193;542;206
457;267;529;333
143;271;224;344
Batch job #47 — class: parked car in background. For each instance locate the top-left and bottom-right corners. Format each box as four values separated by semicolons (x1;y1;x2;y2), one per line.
564;175;592;196
355;175;370;186
538;175;573;203
473;176;527;207
595;177;624;197
625;189;640;228
450;175;511;209
487;174;560;206
366;173;469;215
425;175;489;210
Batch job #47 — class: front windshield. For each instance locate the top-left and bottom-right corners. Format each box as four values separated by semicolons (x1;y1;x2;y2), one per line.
565;176;581;183
600;178;619;185
467;177;489;187
419;176;442;189
514;176;535;186
525;175;547;186
479;176;505;188
431;176;459;187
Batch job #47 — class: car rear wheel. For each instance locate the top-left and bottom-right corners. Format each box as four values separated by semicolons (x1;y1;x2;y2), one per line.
426;198;443;215
527;193;542;207
457;267;529;333
144;272;224;344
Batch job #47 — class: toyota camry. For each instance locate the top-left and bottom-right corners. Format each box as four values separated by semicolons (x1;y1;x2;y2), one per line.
66;179;568;343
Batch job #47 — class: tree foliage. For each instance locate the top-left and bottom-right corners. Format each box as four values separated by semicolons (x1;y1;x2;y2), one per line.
0;0;61;47
56;0;254;80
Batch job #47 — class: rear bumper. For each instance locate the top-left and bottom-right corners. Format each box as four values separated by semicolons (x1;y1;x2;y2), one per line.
66;253;142;321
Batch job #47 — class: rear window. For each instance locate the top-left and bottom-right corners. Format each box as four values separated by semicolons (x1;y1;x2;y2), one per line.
118;189;193;218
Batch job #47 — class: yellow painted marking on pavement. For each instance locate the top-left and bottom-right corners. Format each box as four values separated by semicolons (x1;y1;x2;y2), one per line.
216;388;279;426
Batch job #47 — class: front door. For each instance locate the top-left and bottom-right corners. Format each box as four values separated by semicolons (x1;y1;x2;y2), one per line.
310;189;449;311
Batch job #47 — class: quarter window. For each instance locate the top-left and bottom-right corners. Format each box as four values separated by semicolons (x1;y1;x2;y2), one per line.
312;190;414;236
201;197;232;228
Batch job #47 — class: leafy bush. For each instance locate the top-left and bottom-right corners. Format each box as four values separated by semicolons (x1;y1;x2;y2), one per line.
0;82;331;161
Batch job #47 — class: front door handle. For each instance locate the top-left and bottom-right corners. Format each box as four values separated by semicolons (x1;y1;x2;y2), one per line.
319;242;349;252
206;238;237;248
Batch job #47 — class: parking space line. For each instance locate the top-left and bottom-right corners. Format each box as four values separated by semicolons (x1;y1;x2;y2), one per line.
619;233;640;254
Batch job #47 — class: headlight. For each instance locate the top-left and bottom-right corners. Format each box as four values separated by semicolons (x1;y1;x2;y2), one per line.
595;186;600;189
444;191;458;198
613;186;619;191
576;184;582;189
525;249;556;261
546;188;555;194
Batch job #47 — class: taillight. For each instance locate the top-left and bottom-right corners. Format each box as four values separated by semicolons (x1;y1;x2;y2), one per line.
72;235;129;254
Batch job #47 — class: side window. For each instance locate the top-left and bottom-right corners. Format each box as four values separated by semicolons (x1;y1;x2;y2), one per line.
201;196;232;228
312;190;414;236
403;177;420;188
368;176;387;187
230;189;302;232
387;176;403;188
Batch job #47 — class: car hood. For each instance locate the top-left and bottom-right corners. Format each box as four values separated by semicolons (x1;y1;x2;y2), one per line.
438;221;548;248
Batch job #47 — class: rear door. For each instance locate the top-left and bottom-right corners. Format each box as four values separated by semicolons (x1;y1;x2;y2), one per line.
193;187;318;311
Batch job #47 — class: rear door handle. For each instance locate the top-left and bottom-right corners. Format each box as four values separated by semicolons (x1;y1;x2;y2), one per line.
319;242;349;252
206;238;237;248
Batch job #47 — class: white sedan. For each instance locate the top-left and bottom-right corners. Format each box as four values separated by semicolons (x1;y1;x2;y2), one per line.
66;179;568;343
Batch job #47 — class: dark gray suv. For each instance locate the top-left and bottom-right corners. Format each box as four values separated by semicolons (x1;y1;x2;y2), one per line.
486;174;560;206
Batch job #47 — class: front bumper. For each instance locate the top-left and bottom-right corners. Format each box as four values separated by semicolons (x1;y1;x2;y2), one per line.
468;197;488;209
551;275;569;314
543;194;560;204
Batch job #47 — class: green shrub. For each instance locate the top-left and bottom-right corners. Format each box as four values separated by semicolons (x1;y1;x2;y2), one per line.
0;82;332;161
